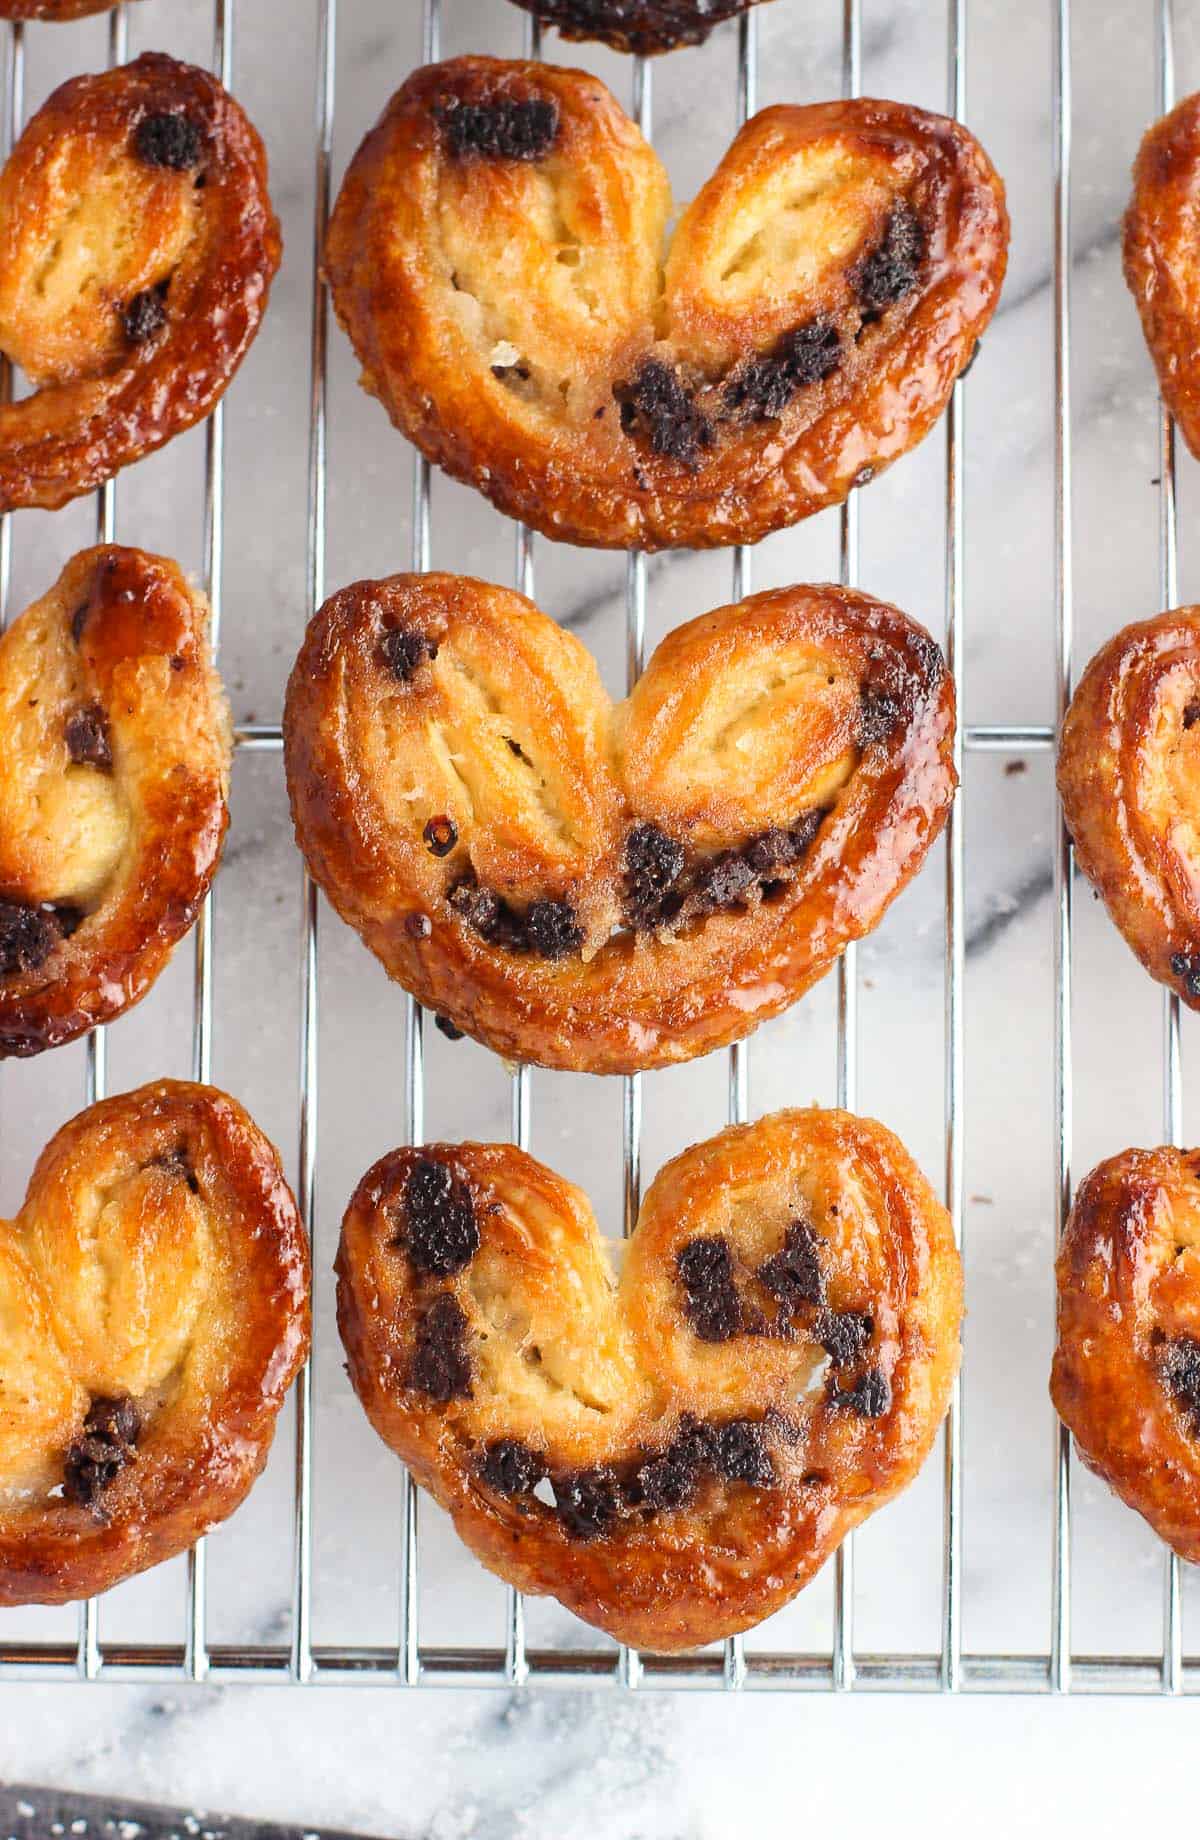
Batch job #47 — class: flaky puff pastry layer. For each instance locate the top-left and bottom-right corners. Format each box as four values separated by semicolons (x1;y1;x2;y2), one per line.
1053;1146;1200;1563
0;1080;310;1606
507;0;768;55
283;572;956;1074
336;1109;962;1652
324;57;1008;551
1125;93;1200;462
0;545;232;1056
1057;608;1200;1010
0;52;280;512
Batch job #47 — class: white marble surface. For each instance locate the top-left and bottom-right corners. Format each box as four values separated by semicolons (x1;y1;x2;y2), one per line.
4;0;1200;1831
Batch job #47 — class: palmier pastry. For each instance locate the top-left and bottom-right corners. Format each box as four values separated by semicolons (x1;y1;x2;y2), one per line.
0;1080;310;1606
284;572;956;1074
508;0;768;55
0;52;281;513
1125;94;1200;460
1057;608;1200;1009
324;58;1007;551
336;1108;962;1652
0;545;232;1057
1052;1145;1200;1562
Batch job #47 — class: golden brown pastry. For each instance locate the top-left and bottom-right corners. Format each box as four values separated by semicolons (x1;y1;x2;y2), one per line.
1125;93;1200;460
0;52;281;513
1057;608;1200;1009
0;1080;310;1607
284;572;956;1074
508;0;768;54
324;58;1008;551
336;1108;962;1652
1052;1145;1200;1562
0;1;127;17
0;545;232;1057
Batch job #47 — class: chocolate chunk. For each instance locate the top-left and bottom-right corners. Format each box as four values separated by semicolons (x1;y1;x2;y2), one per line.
63;1394;141;1511
724;317;842;420
449;876;515;947
859;687;901;745
134;112;203;171
815;1308;872;1368
524;899;583;960
711;1418;774;1487
71;602;91;645
636;1418;711;1511
447;875;582;960
382;625;438;682
1170;951;1200;1000
555;1466;623;1541
855;203;925;316
676;1235;743;1342
624;822;686;928
758;1218;825;1310
407;1294;472;1402
434;1013;464;1041
1161;1333;1200;1428
151;1145;200;1194
438;95;559;162
691;850;756;913
479;1438;545;1496
399;1157;480;1277
122;287;167;346
1185;701;1200;731
614;360;712;468
0;898;79;977
65;704;112;770
423;814;458;857
830;1366;892;1418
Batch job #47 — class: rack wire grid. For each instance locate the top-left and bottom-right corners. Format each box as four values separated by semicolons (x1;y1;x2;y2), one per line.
1;0;1197;1695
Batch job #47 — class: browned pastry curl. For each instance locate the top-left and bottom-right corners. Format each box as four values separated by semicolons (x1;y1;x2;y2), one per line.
508;0;768;55
283;572;956;1074
324;58;1008;551
336;1109;961;1651
1052;1146;1200;1562
1057;609;1200;1009
0;1080;310;1606
0;52;281;513
0;546;231;1057
1125;93;1200;461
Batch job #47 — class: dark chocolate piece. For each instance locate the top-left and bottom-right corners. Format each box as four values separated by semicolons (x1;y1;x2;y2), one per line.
479;1438;545;1496
623;822;687;929
438;95;559;163
1170;951;1200;1000
855;203;925;316
399;1157;480;1277
614;360;712;468
815;1308;873;1368
407;1294;472;1402
64;704;112;770
0;899;80;977
758;1219;825;1311
830;1366;892;1418
434;1013;465;1041
134;112;203;171
724;317;842;420
63;1395;141;1511
710;1417;774;1487
555;1466;623;1541
1160;1333;1200;1430
122;288;168;346
676;1235;743;1342
382;625;438;683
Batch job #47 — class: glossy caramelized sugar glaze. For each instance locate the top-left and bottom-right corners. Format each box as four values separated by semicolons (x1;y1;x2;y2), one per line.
324;58;1008;550
1057;609;1200;1010
1053;1146;1200;1561
0;545;232;1057
284;572;956;1074
1125;93;1200;462
508;0;768;54
336;1109;962;1651
0;52;280;513
0;0;126;15
0;1080;310;1606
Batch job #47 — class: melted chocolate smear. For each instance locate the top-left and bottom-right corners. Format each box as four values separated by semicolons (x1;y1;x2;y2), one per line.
134;112;203;171
758;1219;826;1311
65;704;112;770
408;1294;472;1401
1170;951;1200;1001
382;625;438;683
399;1157;480;1277
480;1438;545;1496
614;360;712;468
855;203;926;318
63;1395;140;1511
829;1366;892;1418
725;317;842;421
0;898;80;976
448;874;583;961
1161;1333;1200;1430
122;286;168;346
438;95;559;162
676;1235;743;1342
624;822;686;930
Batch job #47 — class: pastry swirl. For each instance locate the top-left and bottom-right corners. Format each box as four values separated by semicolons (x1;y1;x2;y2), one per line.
1057;608;1200;1009
0;1080;310;1606
0;52;281;513
1052;1144;1200;1562
336;1108;962;1652
508;0;767;54
1125;93;1200;461
324;58;1008;551
0;545;232;1057
283;572;956;1074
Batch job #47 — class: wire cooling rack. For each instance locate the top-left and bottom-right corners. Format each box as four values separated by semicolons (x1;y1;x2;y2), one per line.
0;0;1195;1694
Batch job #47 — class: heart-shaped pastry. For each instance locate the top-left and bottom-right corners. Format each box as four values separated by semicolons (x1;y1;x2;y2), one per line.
283;572;956;1074
0;544;232;1057
1125;93;1200;459
1053;1144;1200;1562
0;52;281;513
0;1079;310;1607
324;57;1008;551
336;1107;962;1651
508;0;768;54
1057;608;1200;1009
